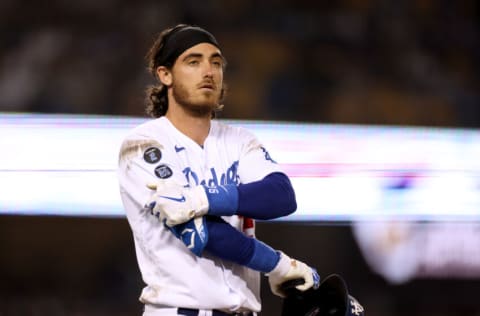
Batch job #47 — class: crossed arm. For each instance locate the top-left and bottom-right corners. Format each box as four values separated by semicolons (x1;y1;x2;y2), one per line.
146;172;319;297
147;172;296;226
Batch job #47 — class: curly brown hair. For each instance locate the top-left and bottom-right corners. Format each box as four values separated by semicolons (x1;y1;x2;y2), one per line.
144;24;227;118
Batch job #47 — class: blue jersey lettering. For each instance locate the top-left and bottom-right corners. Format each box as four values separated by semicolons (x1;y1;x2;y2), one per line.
183;161;240;187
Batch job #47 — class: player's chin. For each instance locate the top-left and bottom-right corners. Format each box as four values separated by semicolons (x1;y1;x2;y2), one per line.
197;94;220;108
186;101;217;117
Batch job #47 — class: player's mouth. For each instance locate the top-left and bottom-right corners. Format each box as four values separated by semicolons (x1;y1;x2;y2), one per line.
198;82;215;91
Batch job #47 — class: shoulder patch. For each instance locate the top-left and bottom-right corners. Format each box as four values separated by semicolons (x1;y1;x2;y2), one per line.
154;164;173;179
143;147;162;164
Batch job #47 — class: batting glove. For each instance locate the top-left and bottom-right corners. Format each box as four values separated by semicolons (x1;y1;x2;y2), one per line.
145;179;209;227
267;252;320;298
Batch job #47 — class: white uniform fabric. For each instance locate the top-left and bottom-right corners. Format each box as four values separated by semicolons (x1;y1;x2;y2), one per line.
143;306;257;316
117;117;283;313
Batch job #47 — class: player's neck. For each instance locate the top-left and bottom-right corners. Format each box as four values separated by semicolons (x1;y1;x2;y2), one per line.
166;110;211;146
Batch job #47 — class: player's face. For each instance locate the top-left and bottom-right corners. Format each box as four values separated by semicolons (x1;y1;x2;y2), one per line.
170;43;224;116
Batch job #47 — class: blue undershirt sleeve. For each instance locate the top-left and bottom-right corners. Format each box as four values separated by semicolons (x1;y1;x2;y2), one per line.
203;216;280;273
237;172;297;219
204;172;297;220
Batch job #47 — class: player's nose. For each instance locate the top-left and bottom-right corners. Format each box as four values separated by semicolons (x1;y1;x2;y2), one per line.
203;59;221;78
203;64;214;78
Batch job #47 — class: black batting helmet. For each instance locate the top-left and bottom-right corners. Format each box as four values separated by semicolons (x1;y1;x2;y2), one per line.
281;274;365;316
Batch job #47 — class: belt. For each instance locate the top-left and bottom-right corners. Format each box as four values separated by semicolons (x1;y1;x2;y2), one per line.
177;308;253;316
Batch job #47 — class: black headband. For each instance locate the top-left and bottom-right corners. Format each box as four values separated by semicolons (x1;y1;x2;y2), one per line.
155;26;220;67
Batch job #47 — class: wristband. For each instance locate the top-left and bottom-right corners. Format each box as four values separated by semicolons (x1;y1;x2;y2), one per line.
203;184;238;216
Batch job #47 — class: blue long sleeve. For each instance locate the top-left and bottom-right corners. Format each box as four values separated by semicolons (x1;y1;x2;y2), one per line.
204;216;280;273
237;172;296;219
198;172;296;266
205;172;297;220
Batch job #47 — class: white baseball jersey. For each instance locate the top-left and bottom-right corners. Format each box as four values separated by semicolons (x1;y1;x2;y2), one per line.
117;116;283;313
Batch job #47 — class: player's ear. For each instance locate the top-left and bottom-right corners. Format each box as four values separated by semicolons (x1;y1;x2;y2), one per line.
157;66;172;86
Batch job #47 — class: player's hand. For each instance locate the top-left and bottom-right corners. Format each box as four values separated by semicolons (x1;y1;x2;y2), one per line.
145;179;209;226
267;252;320;298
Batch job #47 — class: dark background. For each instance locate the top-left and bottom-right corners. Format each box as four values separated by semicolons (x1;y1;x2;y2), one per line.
1;0;479;127
1;0;480;315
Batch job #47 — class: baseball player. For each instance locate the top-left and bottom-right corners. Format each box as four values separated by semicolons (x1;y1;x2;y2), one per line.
117;24;319;316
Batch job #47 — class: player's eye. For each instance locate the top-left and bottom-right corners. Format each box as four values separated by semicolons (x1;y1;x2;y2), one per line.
211;58;223;68
188;59;199;66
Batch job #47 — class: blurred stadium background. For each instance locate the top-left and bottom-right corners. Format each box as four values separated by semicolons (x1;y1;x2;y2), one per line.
1;1;480;315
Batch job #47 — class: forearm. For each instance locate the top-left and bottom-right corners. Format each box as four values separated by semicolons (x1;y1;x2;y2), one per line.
238;172;296;219
203;216;280;273
206;172;297;220
202;216;320;298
